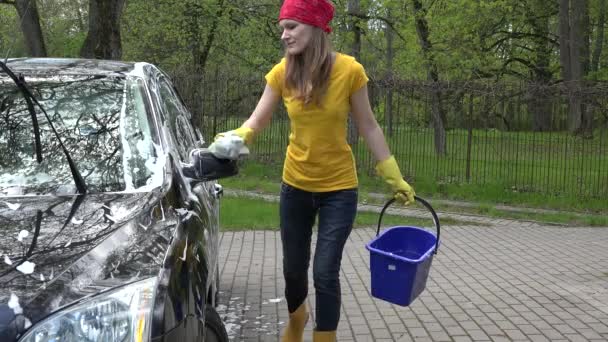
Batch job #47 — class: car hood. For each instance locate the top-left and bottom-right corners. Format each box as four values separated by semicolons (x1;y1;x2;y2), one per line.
0;191;170;333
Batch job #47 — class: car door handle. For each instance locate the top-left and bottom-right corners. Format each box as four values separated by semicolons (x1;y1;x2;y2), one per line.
212;184;223;199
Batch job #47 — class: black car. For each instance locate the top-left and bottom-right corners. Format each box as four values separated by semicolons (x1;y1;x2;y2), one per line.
0;58;235;342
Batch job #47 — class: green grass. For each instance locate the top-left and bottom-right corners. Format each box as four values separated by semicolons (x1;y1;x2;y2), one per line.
219;196;476;231
355;190;607;226
220;160;608;227
220;197;279;230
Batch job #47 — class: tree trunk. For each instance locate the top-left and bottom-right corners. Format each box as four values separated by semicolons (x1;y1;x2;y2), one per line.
529;85;553;132
76;1;86;32
569;0;592;136
384;7;394;137
347;0;361;145
182;0;225;127
412;0;446;155
196;0;224;73
13;0;47;57
558;0;572;82
560;0;592;136
591;0;606;73
529;0;553;132
579;0;593;137
452;90;465;128
80;0;125;60
429;87;446;154
186;0;225;74
569;0;590;77
348;0;362;60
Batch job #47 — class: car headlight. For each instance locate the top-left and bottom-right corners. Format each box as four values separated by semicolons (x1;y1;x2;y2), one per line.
20;277;156;342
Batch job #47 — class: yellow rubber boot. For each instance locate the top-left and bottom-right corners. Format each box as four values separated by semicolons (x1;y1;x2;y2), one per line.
313;330;336;342
281;303;308;342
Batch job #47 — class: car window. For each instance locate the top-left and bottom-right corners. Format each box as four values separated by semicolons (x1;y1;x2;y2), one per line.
157;78;198;161
0;75;164;195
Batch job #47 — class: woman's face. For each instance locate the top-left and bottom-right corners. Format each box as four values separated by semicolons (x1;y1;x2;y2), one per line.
279;19;314;55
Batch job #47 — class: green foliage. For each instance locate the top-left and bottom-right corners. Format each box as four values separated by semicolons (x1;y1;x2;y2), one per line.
1;0;606;81
38;0;88;57
121;0;282;73
0;5;26;57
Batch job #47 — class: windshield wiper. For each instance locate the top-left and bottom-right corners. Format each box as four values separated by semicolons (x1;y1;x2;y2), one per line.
0;64;42;163
0;60;87;194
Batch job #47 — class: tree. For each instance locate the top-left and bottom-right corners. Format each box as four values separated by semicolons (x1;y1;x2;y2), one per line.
347;0;362;60
80;0;125;60
590;0;606;74
346;0;362;146
384;6;395;136
526;0;556;131
181;0;226;73
559;0;593;136
0;0;46;56
37;0;88;57
342;0;409;141
411;0;446;155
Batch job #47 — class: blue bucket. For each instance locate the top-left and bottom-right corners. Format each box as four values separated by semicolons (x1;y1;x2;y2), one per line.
365;196;440;306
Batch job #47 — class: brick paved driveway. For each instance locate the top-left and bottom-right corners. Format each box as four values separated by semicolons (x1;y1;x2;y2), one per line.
216;222;608;341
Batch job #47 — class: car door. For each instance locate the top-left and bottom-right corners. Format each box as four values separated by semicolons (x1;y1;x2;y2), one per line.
155;75;220;323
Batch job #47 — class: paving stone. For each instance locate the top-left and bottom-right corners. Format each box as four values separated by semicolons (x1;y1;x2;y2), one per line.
216;220;608;341
525;335;551;342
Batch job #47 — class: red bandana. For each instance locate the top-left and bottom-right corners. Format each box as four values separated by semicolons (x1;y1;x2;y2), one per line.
279;0;335;33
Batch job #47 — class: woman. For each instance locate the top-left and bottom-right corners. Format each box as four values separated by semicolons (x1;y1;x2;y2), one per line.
214;0;415;341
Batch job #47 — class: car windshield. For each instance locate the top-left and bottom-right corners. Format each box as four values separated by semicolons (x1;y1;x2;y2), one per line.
0;74;164;195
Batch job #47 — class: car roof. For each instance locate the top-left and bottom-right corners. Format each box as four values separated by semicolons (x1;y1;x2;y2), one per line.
3;58;143;77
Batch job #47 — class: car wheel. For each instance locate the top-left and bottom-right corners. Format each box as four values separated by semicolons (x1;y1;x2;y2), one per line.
204;306;229;342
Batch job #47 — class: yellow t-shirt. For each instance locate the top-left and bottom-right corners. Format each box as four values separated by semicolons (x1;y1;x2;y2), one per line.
265;53;369;192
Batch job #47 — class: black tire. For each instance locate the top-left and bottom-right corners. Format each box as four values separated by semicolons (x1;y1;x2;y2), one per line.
204;306;229;342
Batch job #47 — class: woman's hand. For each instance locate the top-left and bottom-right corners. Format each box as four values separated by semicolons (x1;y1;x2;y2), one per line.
375;155;416;206
214;126;255;144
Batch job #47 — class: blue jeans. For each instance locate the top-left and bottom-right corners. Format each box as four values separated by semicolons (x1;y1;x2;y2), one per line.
279;182;358;331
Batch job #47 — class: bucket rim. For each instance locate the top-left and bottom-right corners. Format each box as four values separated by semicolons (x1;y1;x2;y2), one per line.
365;226;438;263
375;196;440;255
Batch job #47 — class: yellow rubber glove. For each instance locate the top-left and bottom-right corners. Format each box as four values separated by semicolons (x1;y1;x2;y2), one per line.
375;155;416;206
214;126;255;145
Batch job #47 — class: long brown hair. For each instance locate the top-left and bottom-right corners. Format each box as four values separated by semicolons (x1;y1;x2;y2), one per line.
284;27;334;106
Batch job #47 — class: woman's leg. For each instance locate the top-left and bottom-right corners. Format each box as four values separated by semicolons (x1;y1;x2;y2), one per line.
313;188;358;332
279;182;317;311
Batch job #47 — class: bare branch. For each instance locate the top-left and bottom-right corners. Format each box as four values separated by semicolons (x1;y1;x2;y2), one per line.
346;11;409;44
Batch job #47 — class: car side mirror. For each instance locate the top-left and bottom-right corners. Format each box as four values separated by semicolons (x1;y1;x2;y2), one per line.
182;148;239;181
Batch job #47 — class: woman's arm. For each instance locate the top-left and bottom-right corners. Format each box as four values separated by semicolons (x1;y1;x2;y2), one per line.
349;84;391;162
242;84;281;132
350;84;416;205
216;84;280;144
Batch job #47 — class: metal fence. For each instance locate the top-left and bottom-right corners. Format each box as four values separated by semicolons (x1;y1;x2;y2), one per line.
171;73;608;198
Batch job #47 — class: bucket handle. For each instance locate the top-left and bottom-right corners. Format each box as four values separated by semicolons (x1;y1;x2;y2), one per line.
376;196;441;255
